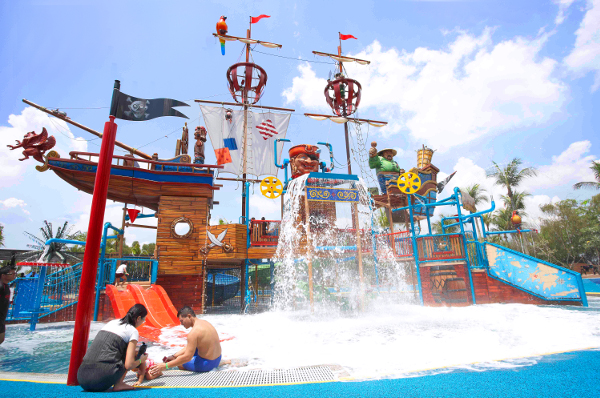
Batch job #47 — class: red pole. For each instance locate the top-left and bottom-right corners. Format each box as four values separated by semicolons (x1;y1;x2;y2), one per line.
66;115;118;385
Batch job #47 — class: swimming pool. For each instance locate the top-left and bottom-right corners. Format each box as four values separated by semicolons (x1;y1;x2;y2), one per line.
2;298;600;379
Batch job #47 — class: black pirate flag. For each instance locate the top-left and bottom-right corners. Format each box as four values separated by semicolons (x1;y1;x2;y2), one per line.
111;90;189;121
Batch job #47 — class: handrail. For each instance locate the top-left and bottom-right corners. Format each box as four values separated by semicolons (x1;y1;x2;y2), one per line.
67;151;224;170
45;238;87;246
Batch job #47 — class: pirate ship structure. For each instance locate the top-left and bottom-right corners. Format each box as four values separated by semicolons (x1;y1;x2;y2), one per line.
11;19;587;320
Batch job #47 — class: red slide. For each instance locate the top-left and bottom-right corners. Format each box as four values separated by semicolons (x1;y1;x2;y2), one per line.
106;284;234;345
127;284;179;329
105;285;164;342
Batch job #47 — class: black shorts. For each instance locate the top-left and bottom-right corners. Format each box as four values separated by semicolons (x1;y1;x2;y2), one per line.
0;322;5;334
77;362;127;392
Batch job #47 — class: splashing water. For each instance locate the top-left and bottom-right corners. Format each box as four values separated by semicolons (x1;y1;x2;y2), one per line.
273;174;413;312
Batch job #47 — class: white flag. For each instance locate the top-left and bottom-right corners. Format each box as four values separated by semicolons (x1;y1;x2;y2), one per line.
199;105;290;177
249;112;291;177
199;106;245;176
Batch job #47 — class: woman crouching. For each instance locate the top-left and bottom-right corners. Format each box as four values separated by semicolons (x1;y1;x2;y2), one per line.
77;304;149;392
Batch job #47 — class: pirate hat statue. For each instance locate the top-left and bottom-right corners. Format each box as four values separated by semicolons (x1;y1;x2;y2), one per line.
376;148;397;157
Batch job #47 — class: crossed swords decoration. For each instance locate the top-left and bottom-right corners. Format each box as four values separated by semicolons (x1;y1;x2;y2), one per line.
200;228;234;255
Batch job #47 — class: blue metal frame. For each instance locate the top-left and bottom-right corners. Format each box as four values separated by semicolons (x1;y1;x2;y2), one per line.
317;142;334;173
93;223;123;321
407;195;424;305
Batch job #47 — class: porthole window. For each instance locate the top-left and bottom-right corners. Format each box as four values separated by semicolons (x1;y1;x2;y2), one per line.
171;217;193;239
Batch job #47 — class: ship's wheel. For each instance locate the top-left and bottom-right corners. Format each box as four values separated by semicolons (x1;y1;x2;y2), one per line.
260;176;283;199
397;172;421;195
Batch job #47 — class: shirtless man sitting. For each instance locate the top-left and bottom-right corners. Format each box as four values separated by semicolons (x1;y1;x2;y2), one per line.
149;306;229;375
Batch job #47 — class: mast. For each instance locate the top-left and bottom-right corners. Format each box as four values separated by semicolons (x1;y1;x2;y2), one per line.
339;37;352;175
241;20;251;220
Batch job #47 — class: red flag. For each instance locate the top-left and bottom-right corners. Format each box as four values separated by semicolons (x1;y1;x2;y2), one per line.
127;208;141;223
214;148;232;165
251;14;271;24
340;33;357;40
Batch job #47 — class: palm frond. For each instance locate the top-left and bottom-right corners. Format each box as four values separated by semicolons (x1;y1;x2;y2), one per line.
573;181;600;190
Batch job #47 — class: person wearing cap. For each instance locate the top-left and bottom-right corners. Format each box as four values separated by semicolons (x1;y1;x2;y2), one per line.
369;142;402;194
0;255;17;345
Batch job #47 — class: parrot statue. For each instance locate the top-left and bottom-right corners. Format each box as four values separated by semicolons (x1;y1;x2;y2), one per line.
216;16;228;56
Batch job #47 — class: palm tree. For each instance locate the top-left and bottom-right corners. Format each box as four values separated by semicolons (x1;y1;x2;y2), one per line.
0;224;4;247
432;214;460;234
374;208;389;229
463;184;489;210
22;220;81;263
573;161;600;190
500;191;529;212
492;208;513;232
481;213;494;232
487;158;537;211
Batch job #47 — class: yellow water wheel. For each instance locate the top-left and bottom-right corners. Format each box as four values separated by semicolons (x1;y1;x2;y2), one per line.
397;172;422;194
260;176;283;199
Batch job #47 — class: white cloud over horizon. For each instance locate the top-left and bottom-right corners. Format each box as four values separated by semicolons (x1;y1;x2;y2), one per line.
283;28;567;152
435;140;597;226
564;0;600;91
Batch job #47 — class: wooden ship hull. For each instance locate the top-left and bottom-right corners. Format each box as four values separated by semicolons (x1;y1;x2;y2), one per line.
45;152;220;211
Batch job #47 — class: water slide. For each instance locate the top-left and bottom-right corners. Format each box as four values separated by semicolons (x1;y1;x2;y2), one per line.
105;285;167;342
484;242;587;306
105;284;235;345
126;284;179;329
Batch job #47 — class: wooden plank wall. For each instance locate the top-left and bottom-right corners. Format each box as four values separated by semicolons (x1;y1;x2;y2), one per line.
203;224;248;260
156;195;209;275
419;262;473;307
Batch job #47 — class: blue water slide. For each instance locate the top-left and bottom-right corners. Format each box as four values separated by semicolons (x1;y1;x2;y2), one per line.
484;242;587;306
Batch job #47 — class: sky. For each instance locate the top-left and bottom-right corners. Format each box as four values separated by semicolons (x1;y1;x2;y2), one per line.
1;0;599;249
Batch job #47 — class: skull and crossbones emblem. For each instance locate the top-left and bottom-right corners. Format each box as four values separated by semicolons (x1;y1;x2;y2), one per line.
124;97;150;119
200;228;234;255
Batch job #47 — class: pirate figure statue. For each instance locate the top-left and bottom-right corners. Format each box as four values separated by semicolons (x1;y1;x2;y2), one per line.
369;141;402;195
288;144;321;179
194;126;207;164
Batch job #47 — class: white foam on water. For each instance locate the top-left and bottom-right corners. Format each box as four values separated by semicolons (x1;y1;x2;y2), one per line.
4;301;600;379
148;300;600;380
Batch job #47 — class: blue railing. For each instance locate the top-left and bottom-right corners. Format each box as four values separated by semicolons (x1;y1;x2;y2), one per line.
7;261;83;327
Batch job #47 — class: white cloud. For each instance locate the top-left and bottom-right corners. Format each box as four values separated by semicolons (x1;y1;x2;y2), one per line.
0;107;88;187
554;0;577;25
435;141;597;224
283;29;566;151
249;192;282;219
564;0;600;91
0;197;30;215
521;141;598;191
524;194;561;226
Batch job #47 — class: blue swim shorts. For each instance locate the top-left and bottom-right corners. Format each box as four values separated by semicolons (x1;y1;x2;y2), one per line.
182;354;221;372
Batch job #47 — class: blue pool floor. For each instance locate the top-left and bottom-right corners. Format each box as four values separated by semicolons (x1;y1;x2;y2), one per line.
1;349;599;398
